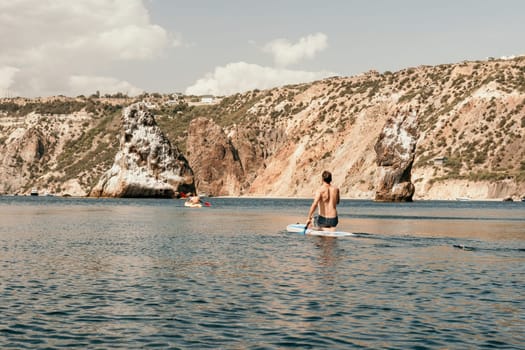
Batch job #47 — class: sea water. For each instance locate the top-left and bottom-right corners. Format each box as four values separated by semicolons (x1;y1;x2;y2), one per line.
0;197;523;349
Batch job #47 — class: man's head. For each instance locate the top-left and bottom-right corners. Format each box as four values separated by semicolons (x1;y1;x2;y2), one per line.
322;170;332;184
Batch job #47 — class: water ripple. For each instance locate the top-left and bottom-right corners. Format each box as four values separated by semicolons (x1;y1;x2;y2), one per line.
1;198;524;348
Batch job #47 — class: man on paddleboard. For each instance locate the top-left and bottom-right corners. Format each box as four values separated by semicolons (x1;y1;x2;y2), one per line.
306;170;340;231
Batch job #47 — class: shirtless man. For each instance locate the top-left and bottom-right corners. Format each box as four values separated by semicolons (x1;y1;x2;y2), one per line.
306;170;340;231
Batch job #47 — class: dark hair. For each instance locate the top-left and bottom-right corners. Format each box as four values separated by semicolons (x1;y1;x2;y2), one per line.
322;170;332;184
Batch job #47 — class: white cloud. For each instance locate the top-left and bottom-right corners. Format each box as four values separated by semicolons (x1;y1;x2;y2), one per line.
69;75;143;97
0;66;19;92
171;32;186;48
185;61;335;96
263;33;328;67
0;0;173;97
186;33;334;96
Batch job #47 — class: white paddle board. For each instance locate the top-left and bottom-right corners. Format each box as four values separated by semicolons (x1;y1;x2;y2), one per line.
286;224;354;237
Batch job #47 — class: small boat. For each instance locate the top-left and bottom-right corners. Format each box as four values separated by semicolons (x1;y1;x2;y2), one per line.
456;197;471;201
30;188;39;196
184;201;202;208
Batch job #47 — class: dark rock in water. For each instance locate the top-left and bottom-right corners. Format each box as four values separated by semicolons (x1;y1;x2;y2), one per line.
89;103;195;198
374;109;419;202
186;117;244;196
186;117;268;196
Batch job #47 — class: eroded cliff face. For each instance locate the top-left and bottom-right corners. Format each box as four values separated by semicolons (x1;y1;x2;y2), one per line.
177;57;525;200
1;56;524;199
185;117;268;196
186;117;244;196
0;126;48;192
374;109;419;201
0;108;110;196
89;103;194;198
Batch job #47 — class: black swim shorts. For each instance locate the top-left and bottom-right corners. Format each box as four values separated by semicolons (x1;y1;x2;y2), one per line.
315;215;338;228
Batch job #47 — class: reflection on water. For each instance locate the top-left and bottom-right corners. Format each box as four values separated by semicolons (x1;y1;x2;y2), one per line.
312;238;343;267
0;197;524;348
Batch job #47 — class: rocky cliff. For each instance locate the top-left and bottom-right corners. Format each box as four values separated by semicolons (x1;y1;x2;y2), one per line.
186;117;244;196
185;116;266;196
1;56;524;200
0;100;122;196
89;103;194;198
174;57;524;200
374;108;419;201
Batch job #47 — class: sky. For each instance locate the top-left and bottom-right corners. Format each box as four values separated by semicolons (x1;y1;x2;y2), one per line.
1;0;524;98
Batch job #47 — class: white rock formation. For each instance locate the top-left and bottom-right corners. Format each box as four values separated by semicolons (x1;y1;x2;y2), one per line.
374;108;419;201
89;103;194;198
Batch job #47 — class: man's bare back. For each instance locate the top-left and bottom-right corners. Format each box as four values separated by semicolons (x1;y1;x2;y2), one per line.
306;171;340;231
317;183;339;218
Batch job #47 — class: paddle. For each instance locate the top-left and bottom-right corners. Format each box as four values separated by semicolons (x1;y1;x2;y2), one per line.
199;199;211;207
303;219;310;235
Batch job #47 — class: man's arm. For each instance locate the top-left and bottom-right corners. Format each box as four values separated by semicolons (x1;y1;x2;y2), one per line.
307;190;321;223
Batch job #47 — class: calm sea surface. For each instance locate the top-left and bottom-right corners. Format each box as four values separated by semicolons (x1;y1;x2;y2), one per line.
1;197;524;349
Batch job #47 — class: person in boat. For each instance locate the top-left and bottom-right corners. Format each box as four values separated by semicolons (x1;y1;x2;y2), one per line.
306;170;340;231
